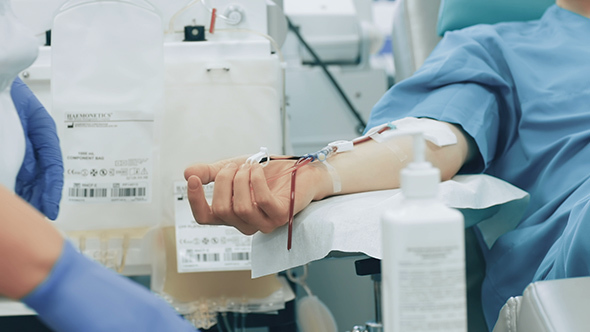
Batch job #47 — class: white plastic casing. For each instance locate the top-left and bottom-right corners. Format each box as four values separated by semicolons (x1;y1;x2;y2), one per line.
381;133;467;332
328;140;354;153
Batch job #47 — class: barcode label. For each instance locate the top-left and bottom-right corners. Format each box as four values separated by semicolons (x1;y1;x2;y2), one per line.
67;182;149;203
181;251;250;264
224;252;250;261
182;251;221;263
69;187;108;198
175;179;251;272
112;187;146;197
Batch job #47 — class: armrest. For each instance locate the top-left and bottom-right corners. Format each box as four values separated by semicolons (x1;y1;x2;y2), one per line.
493;277;590;332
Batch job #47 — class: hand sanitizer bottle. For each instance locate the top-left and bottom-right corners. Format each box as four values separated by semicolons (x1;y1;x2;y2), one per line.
381;133;467;332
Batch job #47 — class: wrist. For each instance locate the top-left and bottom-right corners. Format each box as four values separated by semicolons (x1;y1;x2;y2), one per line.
306;162;334;201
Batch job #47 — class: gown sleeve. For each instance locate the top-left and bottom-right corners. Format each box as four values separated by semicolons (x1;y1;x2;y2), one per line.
367;26;519;173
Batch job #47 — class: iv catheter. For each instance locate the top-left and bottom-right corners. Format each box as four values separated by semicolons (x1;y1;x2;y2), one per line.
246;147;270;166
244;117;459;251
252;123;396;251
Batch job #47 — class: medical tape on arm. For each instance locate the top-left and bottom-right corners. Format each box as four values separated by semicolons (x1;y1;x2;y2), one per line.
368;116;458;147
306;141;353;194
321;160;342;193
244;117;458;251
258;118;457;194
309;118;457;194
320;141;353;193
344;116;458;168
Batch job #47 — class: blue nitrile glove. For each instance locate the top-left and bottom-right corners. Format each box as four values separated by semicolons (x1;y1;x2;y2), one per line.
23;241;198;332
11;77;64;220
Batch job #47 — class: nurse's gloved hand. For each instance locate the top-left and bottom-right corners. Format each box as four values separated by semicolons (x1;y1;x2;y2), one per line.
11;78;64;220
23;241;198;332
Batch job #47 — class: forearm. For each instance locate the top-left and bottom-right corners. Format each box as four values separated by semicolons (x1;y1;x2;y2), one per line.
0;185;63;299
183;121;474;234
312;123;473;200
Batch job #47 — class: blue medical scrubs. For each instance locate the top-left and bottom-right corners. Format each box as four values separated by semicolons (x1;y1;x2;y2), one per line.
367;5;590;329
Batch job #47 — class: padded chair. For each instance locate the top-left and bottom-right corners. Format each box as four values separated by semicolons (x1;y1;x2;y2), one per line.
389;1;590;331
493;277;590;332
392;0;554;83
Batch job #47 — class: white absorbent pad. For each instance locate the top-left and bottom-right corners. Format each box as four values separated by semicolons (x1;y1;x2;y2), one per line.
251;174;529;278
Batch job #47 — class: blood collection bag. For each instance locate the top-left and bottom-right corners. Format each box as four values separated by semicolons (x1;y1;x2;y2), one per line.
51;0;164;232
151;39;286;328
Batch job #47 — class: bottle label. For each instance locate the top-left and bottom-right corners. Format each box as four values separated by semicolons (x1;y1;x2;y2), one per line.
396;244;466;331
382;217;468;332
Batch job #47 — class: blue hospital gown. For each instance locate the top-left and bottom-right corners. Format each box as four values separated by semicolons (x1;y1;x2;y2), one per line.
367;5;590;329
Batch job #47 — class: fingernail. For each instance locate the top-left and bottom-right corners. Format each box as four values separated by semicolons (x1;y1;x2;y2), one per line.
241;163;251;170
225;162;237;169
187;176;200;190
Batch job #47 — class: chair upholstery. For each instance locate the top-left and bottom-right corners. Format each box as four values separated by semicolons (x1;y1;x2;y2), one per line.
437;0;554;35
493;277;590;332
390;0;554;83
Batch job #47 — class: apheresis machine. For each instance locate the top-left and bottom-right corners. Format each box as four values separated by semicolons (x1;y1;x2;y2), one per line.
3;1;538;331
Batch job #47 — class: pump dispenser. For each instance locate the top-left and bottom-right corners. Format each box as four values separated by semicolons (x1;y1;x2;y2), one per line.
381;133;467;332
400;132;440;199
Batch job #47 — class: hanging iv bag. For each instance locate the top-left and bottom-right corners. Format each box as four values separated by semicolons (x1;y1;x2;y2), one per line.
51;0;164;232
